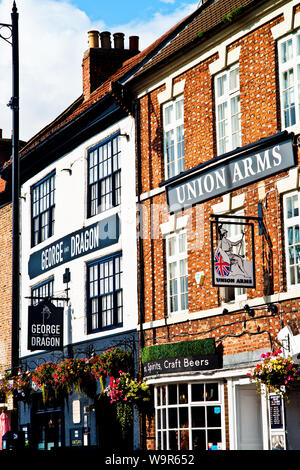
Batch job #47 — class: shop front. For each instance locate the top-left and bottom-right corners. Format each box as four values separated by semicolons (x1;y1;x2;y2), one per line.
18;330;139;450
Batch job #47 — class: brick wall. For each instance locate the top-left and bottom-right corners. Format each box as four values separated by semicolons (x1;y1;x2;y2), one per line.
138;11;300;450
0;202;12;374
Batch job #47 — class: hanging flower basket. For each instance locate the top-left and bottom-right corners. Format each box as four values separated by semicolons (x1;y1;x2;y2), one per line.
248;350;300;399
52;358;97;398
0;370;33;403
32;362;58;403
12;370;33;402
104;371;153;437
92;348;132;379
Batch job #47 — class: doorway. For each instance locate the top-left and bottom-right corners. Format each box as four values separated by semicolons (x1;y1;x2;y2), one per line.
235;384;263;450
285;386;300;450
31;395;64;450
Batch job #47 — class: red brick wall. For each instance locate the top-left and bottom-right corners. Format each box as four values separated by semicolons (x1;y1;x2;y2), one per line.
137;11;300;372
0;203;12;374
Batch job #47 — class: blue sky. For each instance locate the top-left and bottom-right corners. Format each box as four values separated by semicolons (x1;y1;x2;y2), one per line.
0;0;198;140
70;0;197;25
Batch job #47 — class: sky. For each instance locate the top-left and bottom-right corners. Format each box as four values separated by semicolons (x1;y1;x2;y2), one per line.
0;0;198;142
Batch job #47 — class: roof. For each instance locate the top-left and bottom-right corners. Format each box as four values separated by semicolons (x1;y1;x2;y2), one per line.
128;0;261;82
9;0;265;164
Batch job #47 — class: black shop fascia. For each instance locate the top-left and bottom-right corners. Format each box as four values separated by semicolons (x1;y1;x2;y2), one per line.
162;131;296;213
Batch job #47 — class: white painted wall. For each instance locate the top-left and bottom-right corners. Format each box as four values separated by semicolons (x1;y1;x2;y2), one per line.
20;115;138;357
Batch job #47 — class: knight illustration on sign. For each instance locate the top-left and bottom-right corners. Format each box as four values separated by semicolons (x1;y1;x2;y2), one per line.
215;224;251;279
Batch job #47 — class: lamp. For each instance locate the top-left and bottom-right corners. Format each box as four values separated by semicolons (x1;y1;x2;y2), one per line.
244;304;255;317
268;303;278;314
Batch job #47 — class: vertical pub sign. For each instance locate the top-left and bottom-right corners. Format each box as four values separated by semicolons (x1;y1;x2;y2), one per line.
210;218;255;288
28;300;64;351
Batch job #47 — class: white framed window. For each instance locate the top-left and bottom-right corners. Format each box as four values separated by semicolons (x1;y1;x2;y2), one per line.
166;231;188;315
163;95;185;179
215;64;241;156
278;30;300;130
155;382;224;450
283;191;300;288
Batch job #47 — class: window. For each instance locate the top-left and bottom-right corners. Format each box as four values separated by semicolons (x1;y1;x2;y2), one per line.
163;96;185;179
31;172;55;247
87;253;123;333
166;231;188;314
155;382;224;450
283;191;300;287
278;31;300;129
215;64;241;155
87;134;121;217
31;278;54;305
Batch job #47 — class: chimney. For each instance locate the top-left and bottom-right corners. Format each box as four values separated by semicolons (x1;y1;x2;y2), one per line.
82;31;140;100
88;30;99;48
100;31;111;49
129;36;139;51
114;33;124;50
0;129;2;139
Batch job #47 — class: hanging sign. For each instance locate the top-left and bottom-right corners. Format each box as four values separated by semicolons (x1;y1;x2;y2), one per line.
28;214;120;279
269;394;284;430
166;133;295;212
28;300;64;351
210;219;255;288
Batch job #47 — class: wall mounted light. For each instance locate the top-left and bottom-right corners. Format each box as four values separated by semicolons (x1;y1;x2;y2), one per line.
267;303;278;314
244;304;255;317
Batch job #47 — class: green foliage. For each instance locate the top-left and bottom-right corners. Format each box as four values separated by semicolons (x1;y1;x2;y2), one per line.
222;6;246;24
141;338;215;363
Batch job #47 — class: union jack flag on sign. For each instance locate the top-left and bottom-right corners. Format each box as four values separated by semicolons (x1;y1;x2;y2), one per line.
214;251;230;277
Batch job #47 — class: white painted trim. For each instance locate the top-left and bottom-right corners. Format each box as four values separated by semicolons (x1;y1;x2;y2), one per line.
209;46;241;76
138;185;165;202
211;193;245;215
157;78;186;105
276;167;299;193
271;3;297;39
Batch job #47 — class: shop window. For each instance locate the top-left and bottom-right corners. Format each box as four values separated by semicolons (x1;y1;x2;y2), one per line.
278;30;300;129
87;253;123;333
166;231;188;315
215;64;241;156
155;382;224;450
31;278;54;305
31;171;55;247
87;133;121;218
283;191;300;287
163;95;185;180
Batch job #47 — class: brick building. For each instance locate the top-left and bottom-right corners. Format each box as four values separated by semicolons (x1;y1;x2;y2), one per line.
118;0;300;451
0;130;13;379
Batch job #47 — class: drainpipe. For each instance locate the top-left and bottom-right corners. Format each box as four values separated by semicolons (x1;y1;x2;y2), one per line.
134;99;146;450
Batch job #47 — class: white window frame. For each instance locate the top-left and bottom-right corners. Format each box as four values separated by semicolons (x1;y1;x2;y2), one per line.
278;30;300;131
215;63;241;156
283;190;300;289
166;230;188;315
163;95;185;180
154;381;225;451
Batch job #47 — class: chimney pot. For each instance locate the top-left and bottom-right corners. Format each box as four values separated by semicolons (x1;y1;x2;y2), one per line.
100;31;111;49
88;30;99;48
113;32;125;49
129;36;139;51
